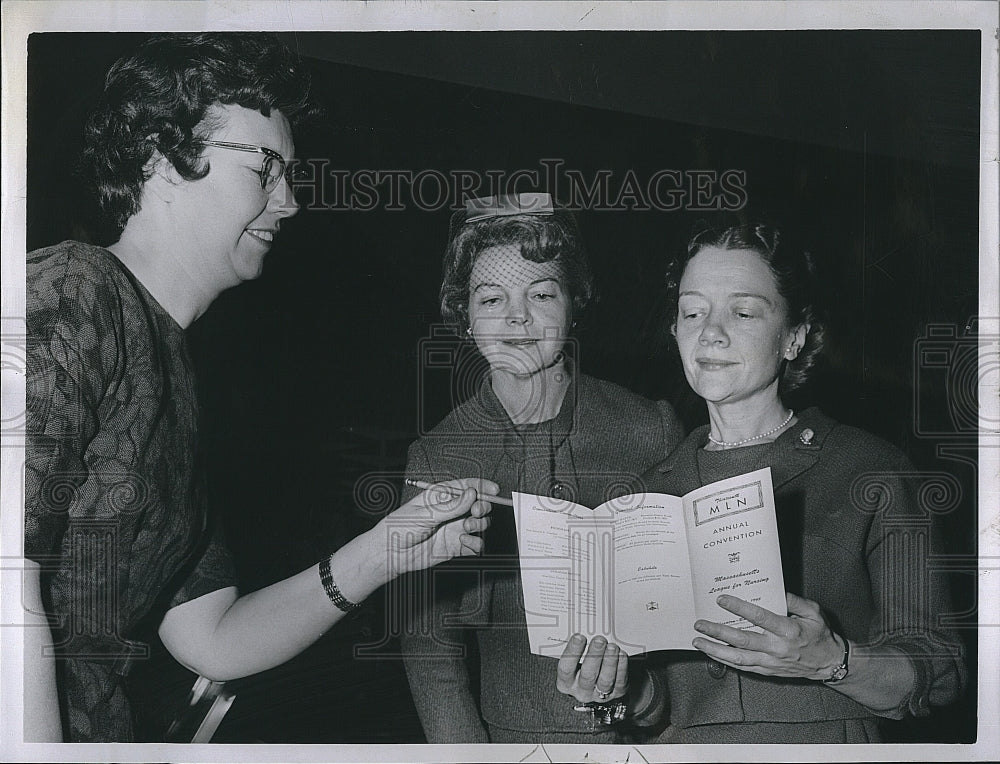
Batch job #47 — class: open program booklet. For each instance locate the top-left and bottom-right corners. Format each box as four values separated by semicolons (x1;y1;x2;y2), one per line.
512;467;786;658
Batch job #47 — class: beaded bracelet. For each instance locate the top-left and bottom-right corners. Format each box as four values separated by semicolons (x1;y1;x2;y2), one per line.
318;554;361;613
572;699;628;732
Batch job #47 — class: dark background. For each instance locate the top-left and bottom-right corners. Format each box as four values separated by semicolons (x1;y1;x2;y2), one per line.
27;30;981;744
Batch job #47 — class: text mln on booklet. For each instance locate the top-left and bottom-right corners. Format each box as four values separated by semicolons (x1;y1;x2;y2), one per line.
512;467;786;658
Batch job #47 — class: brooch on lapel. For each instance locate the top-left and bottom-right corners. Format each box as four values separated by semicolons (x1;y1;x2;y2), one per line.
799;428;815;445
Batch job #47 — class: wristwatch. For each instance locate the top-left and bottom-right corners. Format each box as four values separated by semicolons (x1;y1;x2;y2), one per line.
823;635;851;683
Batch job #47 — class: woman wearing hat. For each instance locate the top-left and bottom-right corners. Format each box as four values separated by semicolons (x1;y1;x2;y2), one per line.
399;194;684;743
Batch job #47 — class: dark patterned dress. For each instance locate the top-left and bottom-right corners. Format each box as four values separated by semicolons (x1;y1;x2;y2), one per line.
25;241;236;742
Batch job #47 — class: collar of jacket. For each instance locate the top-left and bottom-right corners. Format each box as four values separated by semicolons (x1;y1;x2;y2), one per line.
654;406;835;494
474;370;578;451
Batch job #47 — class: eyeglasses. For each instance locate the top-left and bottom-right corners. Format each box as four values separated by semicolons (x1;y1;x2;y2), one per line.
199;140;295;193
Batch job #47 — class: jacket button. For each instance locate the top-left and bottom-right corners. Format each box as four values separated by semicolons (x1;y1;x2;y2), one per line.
552;482;572;500
707;659;727;679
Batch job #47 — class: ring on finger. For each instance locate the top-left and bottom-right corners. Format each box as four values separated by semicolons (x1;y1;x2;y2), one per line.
595;688;612;701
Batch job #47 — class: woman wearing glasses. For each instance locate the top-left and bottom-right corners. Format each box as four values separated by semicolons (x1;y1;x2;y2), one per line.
398;195;684;743
23;33;495;743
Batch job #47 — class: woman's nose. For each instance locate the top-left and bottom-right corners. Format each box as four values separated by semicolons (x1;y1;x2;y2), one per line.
269;176;300;218
506;298;532;325
699;315;729;345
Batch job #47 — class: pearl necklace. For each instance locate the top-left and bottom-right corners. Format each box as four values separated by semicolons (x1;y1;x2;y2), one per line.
707;409;795;448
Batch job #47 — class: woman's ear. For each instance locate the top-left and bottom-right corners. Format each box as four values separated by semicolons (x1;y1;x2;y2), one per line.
670;322;677;338
784;323;810;360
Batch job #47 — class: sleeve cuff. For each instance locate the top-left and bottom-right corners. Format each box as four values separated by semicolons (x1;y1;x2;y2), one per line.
629;669;667;727
865;642;930;720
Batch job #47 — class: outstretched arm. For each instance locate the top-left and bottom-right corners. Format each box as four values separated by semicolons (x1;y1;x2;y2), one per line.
158;479;494;681
22;561;63;742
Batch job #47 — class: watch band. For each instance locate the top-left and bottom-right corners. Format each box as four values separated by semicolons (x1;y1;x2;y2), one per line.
823;635;850;683
319;554;361;613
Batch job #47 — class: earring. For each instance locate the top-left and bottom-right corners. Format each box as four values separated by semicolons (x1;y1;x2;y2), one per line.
466;327;473;337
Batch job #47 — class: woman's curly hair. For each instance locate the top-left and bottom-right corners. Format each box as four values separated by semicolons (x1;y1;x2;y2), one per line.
439;207;596;333
664;221;827;393
79;33;319;234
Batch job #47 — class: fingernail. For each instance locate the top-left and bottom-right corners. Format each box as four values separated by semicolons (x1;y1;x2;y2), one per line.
571;634;585;644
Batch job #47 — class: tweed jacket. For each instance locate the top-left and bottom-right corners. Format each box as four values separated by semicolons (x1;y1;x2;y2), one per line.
643;407;966;743
398;372;683;743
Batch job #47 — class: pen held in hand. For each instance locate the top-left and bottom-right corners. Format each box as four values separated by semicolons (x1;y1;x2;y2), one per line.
404;478;514;507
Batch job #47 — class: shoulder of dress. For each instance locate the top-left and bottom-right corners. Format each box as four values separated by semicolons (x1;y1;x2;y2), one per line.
575;374;665;415
792;408;909;469
408;393;503;460
28;241;131;312
650;427;705;473
28;240;112;272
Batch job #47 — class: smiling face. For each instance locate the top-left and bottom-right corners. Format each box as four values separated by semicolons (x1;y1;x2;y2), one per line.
467;246;573;377
171;103;299;291
674;245;803;409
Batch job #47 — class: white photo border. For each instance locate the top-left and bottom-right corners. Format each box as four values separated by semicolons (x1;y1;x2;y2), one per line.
2;2;997;763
